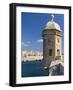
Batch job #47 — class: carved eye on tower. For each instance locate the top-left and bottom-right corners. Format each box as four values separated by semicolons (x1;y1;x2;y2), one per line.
48;37;52;43
48;39;51;43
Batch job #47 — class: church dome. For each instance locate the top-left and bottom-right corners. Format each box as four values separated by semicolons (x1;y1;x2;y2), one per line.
44;15;61;31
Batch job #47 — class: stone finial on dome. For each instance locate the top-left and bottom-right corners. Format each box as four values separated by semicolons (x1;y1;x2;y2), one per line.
44;14;61;31
51;14;54;22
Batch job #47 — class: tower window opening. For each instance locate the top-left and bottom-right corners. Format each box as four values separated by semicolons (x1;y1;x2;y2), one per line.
49;49;52;56
57;49;60;56
57;38;60;43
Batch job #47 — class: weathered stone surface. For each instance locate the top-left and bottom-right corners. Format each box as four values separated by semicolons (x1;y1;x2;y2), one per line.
49;63;64;76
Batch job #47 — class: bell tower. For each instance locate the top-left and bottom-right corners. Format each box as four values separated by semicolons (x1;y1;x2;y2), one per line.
42;15;62;68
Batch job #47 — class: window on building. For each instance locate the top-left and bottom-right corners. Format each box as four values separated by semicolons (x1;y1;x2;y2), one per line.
57;49;60;56
57;38;60;43
49;49;52;56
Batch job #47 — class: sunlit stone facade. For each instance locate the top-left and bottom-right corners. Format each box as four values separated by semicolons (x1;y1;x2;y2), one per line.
21;50;43;61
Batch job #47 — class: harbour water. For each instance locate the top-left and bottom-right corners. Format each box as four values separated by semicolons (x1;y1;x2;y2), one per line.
21;60;48;77
21;60;64;77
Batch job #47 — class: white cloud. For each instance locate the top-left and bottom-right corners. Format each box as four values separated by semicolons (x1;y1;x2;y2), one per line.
21;42;29;47
37;39;43;43
27;41;31;44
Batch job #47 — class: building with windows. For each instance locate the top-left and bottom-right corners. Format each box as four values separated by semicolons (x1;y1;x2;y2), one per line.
21;50;43;61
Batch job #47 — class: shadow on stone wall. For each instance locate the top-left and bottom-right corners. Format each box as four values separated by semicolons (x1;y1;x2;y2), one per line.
49;64;64;76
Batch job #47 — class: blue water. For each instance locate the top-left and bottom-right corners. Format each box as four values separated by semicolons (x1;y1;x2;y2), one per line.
21;60;48;77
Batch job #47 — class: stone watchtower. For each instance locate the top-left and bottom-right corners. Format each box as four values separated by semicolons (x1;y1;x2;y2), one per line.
42;15;62;68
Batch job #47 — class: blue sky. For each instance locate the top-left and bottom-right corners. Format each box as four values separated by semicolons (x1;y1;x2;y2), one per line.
21;12;64;53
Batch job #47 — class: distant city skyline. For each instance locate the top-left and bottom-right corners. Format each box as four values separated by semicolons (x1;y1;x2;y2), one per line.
21;12;64;53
